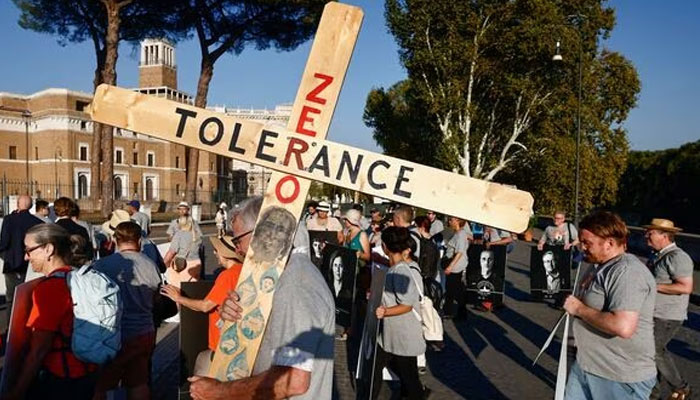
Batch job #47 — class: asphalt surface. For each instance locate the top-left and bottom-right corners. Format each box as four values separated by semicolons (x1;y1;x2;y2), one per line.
148;224;699;399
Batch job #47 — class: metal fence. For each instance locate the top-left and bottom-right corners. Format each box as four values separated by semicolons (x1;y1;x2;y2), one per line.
0;178;250;217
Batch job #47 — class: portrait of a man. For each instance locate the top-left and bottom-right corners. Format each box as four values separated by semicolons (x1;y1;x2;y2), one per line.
466;245;506;304
529;245;571;300
308;230;340;269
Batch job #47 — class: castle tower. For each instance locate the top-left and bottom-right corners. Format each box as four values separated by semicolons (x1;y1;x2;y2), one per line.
139;39;177;89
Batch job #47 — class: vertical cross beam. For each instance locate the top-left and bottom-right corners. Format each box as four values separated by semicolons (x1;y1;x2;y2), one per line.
209;2;363;380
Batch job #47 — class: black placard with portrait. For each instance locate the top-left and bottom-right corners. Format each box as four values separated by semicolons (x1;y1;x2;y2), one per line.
320;244;358;328
530;245;572;300
465;244;507;305
308;230;340;269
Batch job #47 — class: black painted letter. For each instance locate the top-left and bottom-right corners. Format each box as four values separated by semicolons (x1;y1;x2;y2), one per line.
199;117;224;145
175;108;197;138
368;160;390;190
228;123;245;154
308;145;331;177
336;151;363;184
256;130;278;163
393;165;414;199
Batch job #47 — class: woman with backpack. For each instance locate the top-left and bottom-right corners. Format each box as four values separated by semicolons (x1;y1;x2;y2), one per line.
164;216;202;288
4;224;97;399
372;226;428;400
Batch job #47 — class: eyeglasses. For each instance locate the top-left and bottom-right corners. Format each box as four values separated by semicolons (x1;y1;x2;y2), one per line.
24;243;46;256
231;230;253;248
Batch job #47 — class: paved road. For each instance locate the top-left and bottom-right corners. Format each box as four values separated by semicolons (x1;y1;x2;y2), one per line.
102;224;700;399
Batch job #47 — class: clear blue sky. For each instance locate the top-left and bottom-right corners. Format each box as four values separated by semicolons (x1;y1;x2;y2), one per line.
0;1;697;153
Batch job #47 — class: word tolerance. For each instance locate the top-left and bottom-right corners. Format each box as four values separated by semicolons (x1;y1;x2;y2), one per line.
89;84;534;232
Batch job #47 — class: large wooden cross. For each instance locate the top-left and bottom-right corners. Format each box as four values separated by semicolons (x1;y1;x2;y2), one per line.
88;2;533;382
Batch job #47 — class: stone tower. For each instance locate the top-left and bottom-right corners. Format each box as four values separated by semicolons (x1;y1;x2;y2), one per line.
139;39;177;89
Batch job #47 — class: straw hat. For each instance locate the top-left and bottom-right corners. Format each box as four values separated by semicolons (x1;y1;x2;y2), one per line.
101;209;131;236
642;218;682;233
344;209;362;227
209;235;243;261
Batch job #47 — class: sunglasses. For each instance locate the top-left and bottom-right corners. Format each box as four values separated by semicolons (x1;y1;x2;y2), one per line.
24;243;46;256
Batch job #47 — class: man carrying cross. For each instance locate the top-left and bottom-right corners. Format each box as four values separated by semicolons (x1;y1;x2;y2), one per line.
188;198;335;400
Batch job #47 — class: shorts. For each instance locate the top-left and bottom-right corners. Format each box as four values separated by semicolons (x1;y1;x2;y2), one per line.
95;331;156;390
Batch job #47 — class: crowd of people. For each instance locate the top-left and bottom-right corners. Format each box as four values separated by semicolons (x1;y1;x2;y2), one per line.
0;194;694;400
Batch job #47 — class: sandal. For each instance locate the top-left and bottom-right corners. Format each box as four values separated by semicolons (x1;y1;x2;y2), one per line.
668;386;691;400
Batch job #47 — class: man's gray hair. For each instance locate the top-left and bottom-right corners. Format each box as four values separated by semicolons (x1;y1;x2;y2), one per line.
233;196;263;230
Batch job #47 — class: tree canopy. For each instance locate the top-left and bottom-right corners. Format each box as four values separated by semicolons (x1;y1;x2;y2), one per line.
366;0;640;216
616;140;700;233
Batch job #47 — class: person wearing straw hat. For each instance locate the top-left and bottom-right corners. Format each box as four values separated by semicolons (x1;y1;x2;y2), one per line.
644;218;693;400
306;200;344;244
166;201;202;241
160;234;243;375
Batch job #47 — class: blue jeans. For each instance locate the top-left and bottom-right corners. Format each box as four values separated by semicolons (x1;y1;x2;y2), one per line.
565;362;656;400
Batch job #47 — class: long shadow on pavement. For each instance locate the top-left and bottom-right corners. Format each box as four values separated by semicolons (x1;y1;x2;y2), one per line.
493;305;563;362
427;317;508;399
456;310;557;389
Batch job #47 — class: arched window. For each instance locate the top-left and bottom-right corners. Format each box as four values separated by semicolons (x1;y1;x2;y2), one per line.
145;178;154;201
114;176;123;199
78;175;88;199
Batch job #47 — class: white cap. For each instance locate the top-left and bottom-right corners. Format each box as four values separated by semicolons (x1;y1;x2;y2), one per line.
177;201;190;209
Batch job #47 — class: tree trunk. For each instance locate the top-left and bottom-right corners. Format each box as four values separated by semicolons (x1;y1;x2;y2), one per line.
99;0;124;217
185;57;214;205
91;51;105;205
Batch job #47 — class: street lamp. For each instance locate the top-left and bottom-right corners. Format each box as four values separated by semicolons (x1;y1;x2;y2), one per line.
552;14;586;228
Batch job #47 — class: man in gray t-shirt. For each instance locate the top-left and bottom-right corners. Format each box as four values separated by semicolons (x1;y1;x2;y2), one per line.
644;219;694;399
189;198;335;400
564;211;657;399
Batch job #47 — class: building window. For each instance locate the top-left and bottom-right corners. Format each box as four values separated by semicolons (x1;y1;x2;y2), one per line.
79;144;88;161
80;120;88;131
133;182;139;196
176;184;180;198
76;101;90;112
78;175;88;199
115;149;123;164
133;152;138;165
114;176;123;199
175;156;180;168
35;147;38;160
147;152;155;167
145;178;154;201
9;146;17;160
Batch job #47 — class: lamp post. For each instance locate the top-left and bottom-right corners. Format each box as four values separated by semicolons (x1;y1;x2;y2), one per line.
552;14;586;228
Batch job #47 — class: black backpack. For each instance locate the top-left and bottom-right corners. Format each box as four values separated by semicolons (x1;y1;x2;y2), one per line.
410;231;440;281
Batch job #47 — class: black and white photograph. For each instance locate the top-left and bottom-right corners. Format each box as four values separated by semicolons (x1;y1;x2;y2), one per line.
530;245;571;299
308;230;340;269
320;244;358;328
465;244;507;305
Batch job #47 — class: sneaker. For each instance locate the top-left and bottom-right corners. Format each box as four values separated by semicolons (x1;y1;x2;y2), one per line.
336;332;348;341
418;366;427;375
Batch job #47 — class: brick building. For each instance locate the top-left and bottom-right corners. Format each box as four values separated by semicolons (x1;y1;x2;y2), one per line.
0;39;288;212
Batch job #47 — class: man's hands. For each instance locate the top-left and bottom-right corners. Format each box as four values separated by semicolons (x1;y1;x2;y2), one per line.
563;295;583;316
189;376;228;400
537;242;544;251
564;243;572;251
160;284;182;303
375;305;386;319
221;291;244;322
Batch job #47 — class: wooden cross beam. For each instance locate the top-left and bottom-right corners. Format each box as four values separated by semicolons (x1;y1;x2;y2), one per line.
90;82;533;232
87;2;533;383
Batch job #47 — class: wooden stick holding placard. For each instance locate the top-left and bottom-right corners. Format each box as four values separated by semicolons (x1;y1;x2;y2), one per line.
89;84;534;232
207;2;363;380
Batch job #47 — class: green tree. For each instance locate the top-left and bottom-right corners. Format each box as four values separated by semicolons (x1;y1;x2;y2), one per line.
173;0;327;204
368;0;640;216
14;0;183;216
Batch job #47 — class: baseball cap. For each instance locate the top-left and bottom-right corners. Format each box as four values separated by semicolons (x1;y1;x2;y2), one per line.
127;200;140;209
177;201;190;209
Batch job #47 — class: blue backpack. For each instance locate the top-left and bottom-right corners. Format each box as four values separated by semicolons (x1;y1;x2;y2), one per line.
51;265;122;364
